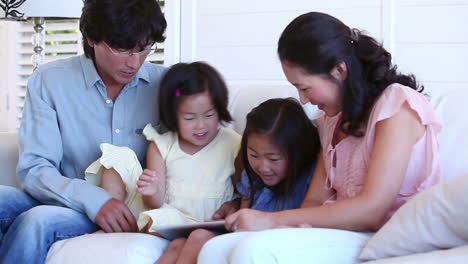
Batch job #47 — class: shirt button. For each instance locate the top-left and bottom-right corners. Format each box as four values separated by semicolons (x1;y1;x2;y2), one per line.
115;129;120;134
106;99;112;104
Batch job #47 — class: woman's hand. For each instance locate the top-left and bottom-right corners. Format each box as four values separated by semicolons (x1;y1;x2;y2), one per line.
225;208;276;232
136;169;159;196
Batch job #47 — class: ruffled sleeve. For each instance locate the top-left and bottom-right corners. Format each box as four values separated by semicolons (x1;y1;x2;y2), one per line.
366;84;442;136
85;143;142;188
143;123;176;158
84;143;147;218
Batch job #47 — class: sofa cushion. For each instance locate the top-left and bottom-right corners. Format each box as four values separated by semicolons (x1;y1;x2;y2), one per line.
361;245;468;264
46;232;170;264
359;174;468;261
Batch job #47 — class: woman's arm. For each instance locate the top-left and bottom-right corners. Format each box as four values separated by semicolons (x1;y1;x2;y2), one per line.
227;102;425;232
137;142;167;209
300;152;335;208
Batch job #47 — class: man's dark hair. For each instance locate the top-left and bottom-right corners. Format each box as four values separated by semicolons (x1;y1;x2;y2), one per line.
80;0;166;59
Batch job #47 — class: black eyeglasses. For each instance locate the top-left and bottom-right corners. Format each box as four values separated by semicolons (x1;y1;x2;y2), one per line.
103;42;156;57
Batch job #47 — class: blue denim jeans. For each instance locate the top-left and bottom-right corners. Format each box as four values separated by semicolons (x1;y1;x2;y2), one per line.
0;185;99;264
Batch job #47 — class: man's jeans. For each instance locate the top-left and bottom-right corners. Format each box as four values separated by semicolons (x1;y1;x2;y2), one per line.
0;185;99;264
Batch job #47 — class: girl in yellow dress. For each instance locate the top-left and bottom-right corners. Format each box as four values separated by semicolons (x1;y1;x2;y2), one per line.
86;62;241;233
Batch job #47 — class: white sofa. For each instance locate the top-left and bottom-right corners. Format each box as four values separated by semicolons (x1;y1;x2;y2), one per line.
1;85;468;263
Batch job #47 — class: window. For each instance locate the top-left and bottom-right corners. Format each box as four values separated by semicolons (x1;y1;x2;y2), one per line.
3;0;166;131
15;20;83;125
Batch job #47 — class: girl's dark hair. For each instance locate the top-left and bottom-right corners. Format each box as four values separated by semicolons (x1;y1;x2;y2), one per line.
278;12;423;136
242;98;320;204
80;0;166;59
159;61;233;132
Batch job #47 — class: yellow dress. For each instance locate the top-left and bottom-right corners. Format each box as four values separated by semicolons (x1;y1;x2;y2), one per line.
85;124;241;232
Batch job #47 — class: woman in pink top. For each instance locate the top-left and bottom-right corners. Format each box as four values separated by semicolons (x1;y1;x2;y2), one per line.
198;12;442;264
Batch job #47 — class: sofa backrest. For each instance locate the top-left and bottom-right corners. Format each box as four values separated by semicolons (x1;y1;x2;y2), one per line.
227;84;321;134
1;86;466;187
227;85;468;180
432;88;468;180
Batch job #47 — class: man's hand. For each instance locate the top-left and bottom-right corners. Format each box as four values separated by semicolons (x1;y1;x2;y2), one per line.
212;198;241;220
95;198;138;233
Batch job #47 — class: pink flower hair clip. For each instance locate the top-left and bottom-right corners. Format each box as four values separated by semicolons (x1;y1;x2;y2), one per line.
175;88;181;97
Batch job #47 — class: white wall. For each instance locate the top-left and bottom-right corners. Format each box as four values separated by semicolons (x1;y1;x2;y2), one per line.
392;0;468;98
1;0;467;131
178;0;468;99
0;21;20;132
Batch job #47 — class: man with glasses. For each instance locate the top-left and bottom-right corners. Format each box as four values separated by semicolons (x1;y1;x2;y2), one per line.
0;0;166;263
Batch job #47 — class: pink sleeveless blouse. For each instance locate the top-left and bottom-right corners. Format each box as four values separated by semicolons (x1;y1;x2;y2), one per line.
315;83;442;223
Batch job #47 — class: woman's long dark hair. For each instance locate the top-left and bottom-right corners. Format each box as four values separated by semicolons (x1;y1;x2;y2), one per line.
242;98;320;204
278;12;423;136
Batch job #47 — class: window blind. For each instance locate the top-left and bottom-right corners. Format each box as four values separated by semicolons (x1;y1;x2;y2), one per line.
15;20;82;125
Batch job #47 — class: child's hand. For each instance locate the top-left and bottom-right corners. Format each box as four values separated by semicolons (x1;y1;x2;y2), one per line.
212;199;241;220
137;169;159;196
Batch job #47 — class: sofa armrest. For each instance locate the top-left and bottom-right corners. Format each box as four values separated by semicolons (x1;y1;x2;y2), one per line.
0;132;19;187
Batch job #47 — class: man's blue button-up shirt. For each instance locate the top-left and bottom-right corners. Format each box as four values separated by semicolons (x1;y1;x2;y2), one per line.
17;55;165;221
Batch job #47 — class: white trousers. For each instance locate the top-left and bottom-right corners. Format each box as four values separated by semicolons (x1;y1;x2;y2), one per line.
198;228;373;264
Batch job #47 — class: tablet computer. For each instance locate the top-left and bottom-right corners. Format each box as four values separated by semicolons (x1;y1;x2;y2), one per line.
154;220;227;240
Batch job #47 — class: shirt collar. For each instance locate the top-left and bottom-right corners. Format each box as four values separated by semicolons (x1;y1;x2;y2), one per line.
79;54;151;89
128;62;151;88
80;55;101;89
